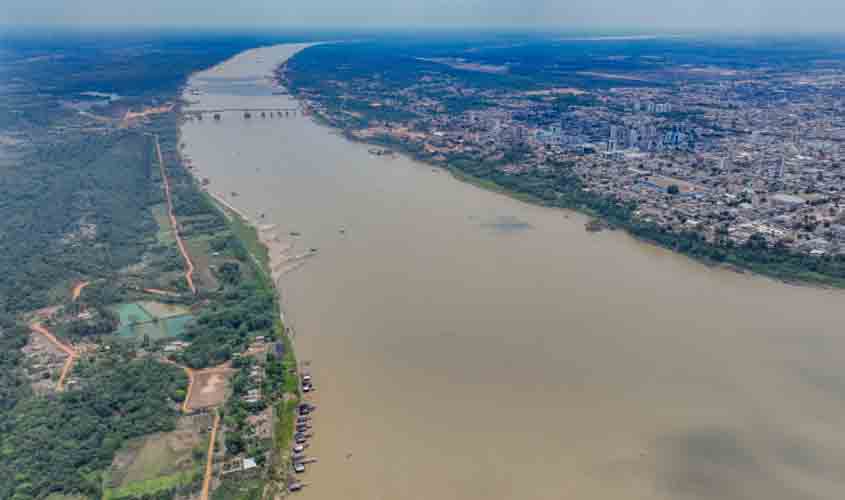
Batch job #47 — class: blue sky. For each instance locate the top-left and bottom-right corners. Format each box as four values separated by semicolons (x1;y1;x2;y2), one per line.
3;0;845;32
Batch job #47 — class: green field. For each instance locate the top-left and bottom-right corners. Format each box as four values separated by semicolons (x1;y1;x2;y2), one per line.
104;471;194;500
151;204;175;245
103;426;202;500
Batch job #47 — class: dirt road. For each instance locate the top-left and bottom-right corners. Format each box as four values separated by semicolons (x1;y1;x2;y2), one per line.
154;134;197;295
71;281;90;301
200;411;221;500
182;367;195;413
30;323;78;392
157;357;196;413
158;357;235;413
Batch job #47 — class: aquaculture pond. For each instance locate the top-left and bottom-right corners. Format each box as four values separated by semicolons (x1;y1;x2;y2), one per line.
111;302;194;341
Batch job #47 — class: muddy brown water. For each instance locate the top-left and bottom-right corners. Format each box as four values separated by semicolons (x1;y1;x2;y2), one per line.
182;44;845;500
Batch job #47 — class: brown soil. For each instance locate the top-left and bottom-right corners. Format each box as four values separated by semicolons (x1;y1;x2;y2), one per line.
187;367;234;410
29;322;78;392
71;281;90;301
200;412;221;500
154;134;197;294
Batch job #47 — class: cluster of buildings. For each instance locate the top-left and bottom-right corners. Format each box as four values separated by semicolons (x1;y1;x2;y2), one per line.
293;63;845;256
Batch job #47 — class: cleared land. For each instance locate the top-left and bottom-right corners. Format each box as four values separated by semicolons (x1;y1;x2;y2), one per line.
185;238;221;291
29;322;77;392
186;368;235;411
104;418;204;500
22;331;67;394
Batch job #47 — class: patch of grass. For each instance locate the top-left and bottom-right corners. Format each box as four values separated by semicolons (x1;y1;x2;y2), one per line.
104;470;195;500
227;213;270;277
46;494;87;500
274;398;298;464
151;204;175;245
105;426;201;498
211;477;264;500
185;238;220;291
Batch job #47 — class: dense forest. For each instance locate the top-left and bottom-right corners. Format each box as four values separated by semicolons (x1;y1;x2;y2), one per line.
0;132;158;314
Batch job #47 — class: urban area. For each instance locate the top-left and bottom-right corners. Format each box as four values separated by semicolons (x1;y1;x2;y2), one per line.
286;57;845;257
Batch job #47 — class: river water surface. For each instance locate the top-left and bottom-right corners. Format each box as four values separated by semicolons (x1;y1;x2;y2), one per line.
182;44;845;500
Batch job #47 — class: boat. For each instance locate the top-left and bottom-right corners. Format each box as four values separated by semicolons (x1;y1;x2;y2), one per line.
293;463;305;473
289;482;304;492
293;444;305;453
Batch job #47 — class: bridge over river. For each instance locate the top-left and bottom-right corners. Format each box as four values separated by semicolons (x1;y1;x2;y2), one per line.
186;107;302;117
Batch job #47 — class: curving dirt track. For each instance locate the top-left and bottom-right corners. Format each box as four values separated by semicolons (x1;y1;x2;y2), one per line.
154;134;197;295
30;322;78;392
71;281;90;301
157;357;196;413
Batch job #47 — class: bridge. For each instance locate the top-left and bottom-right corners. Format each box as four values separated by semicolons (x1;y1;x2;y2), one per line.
185;107;303;118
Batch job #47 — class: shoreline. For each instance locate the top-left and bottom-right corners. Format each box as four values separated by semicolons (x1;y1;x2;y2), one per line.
171;43;845;500
176;45;312;496
288;104;845;292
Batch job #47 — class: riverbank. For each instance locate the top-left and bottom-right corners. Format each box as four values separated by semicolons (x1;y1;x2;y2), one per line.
293;102;845;289
277;43;845;290
179;117;302;499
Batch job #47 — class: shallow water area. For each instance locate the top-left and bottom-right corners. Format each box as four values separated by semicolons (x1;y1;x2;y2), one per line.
181;44;845;500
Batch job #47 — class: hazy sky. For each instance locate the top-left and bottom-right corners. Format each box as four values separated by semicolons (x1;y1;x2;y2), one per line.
3;0;845;32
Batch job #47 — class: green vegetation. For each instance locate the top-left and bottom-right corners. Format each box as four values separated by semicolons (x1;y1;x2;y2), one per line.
103;471;195;500
273;399;299;465
0;132;159;315
224;207;271;276
0;358;187;499
0;33;306;500
210;478;264;500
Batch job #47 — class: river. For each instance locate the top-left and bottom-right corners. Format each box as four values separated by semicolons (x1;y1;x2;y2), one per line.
181;44;845;500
